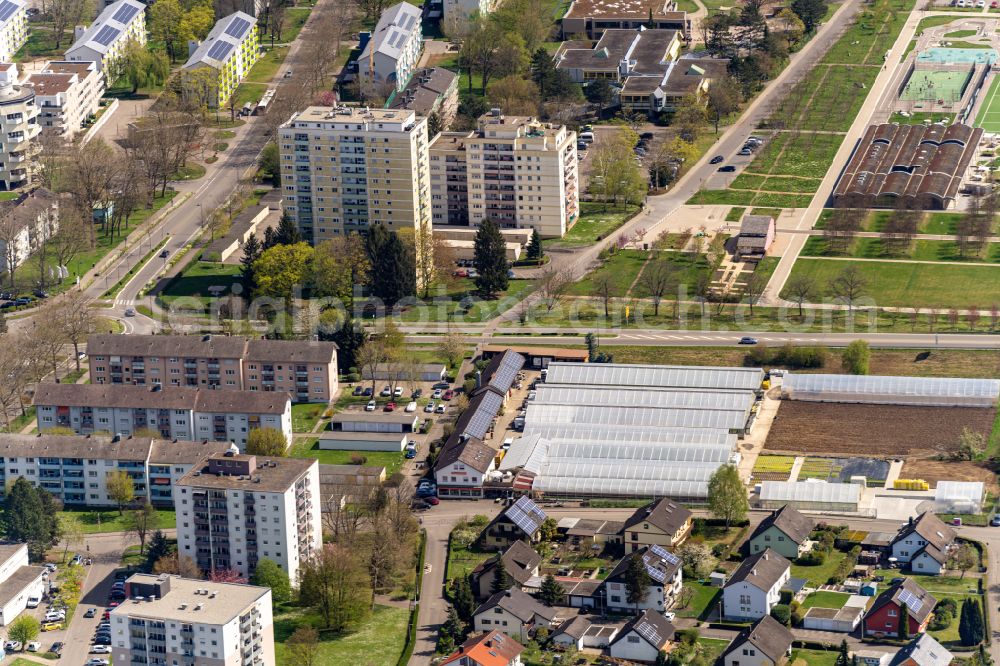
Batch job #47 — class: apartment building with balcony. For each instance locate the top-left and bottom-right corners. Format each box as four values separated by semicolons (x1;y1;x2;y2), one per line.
111;573;275;666
183;12;259;108
0;63;38;190
87;334;339;403
28;60;103;138
65;0;146;73
175;452;321;580
358;1;422;92
33;384;292;451
0;187;58;274
428;110;578;238
0;0;27;63
279;105;432;245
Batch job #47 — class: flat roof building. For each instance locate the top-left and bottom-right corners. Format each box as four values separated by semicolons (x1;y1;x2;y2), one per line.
561;0;688;39
28;60;104;138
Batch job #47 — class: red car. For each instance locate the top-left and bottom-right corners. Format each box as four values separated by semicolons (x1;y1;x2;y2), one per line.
384;402;396;412
993;2;997;7
426;496;440;505
452;269;468;277
442;389;454;400
108;601;120;608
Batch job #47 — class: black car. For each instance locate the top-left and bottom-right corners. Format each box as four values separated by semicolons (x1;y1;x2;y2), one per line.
432;382;450;390
709;155;724;164
33;290;48;298
14;297;31;306
362;387;373;397
50;642;64;655
640;132;654;141
352;386;363;396
717;165;736;173
411;388;423;399
159;249;170;259
0;301;14;309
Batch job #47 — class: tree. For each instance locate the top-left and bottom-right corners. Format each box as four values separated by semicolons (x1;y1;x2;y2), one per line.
59;513;84;563
273;214;303;246
539;573;563;606
947;543;977;579
240;232;262;296
299;543;371;630
491;557;510;594
589;134;647;209
246;428;289;456
488;75;540;116
526;229;543;261
2;478;60;560
253;242;314;302
898;601;909;640
118;40;170;93
835;640;850;666
210;568;248;583
671;94;707;142
124;503;158;555
707;465;747;529
960;599;986;645
437;329;466;370
251;558;292;604
106;470;136;515
153;553;202;578
440;606;465;650
50;291;95;372
286;627;319;666
841;340;870;375
585;78;614;115
452;577;476;621
49;0;93;49
784;274;815;318
831;265;868;314
624;552;652;612
148;0;191;61
473;219;509;299
678;543;717;579
790;0;827;32
365;226;415;305
459;19;525;95
145;530;170;569
7;615;40;645
707;75;742;133
312;234;370;306
537;266;572;312
744;272;766;316
593;272;617;318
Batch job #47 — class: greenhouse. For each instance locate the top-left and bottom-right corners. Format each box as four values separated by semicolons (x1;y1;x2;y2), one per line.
933;481;984;515
758;480;861;513
524;403;749;431
781;373;1000;408
522;424;736;448
532;385;756;413
543;362;765;392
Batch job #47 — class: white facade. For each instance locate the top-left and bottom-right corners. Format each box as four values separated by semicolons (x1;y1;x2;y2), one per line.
0;544;44;627
609;630;661;663
192;408;292;450
723;567;790;622
358;2;422;91
0;64;39;190
910;550;945;575
30;60;104;138
434;456;496;492
0;188;57;270
604;568;682;613
0;0;27;63
65;0;146;72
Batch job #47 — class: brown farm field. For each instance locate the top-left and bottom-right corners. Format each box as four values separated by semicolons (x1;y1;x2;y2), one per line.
766;402;997;490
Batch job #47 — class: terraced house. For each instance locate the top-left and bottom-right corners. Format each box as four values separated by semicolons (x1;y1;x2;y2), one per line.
183;11;259;108
0;0;27;63
65;0;146;73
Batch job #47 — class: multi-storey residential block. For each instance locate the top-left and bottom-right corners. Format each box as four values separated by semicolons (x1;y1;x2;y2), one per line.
0;0;27;63
28;60;104;138
0;63;38;190
428;111;578;238
358;2;422;92
0;544;45;626
33;384;292;450
86;334;339;403
0;188;58;270
442;0;493;29
65;0;146;73
387;67;458;129
0;433;228;507
278;106;431;243
175;451;321;579
183;12;259;108
111;573;275;666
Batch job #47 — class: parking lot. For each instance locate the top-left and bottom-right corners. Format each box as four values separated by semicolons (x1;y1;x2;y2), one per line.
703;133;770;189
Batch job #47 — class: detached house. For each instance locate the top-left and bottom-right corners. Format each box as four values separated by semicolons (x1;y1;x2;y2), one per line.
721;616;794;666
435;436;497;499
621;498;693;553
441;630;524;666
748;506;813;560
608;610;675;664
471;541;542;600
472;587;558;642
602;545;682;613
890;512;956;575
889;634;952;666
477;496;547;550
862;579;936;638
723;549;791;621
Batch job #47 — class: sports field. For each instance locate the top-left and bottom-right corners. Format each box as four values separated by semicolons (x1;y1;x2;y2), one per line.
974;74;1000;131
900;69;969;102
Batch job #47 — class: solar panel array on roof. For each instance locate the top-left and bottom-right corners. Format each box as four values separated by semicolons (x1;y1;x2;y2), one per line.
464;391;503;440
111;3;139;24
207;40;234;62
543;362;764;391
650;544;679;565
0;0;20;22
402;13;417;29
93;25;120;46
644;561;667;582
505;496;545;534
487;351;524;394
898;588;924;615
225;16;252;39
635;620;662;646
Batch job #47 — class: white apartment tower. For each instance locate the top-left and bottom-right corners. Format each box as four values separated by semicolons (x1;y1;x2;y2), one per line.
0;0;27;63
111;573;275;666
0;64;38;190
174;451;321;581
279;105;431;244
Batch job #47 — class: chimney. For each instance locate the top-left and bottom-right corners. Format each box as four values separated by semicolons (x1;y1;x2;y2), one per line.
763;552;769;560
188;40;200;58
909;516;914;526
74;25;86;41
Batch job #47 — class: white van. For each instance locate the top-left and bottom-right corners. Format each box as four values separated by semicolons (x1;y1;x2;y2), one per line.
26;596;40;608
405;401;417;413
579;131;595;143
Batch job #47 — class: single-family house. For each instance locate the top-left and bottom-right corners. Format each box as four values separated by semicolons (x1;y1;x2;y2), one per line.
388;67;459;130
720;615;793;666
862;579;936;638
889;634;952;666
470;541;542;600
441;630;524;666
608;609;675;664
602;545;682;612
435;436;496;499
853;651;893;666
551;616;591;650
736;214;776;260
472;587;558;642
722;549;791;621
621;498;693;553
889;512;956;575
747;505;813;560
477;496;547;550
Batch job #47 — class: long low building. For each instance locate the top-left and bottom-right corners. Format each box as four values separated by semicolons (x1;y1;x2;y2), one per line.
0;544;44;627
757;480;862;513
317;431;407;452
781;373;1000;408
542;362;764;391
34;384;292;449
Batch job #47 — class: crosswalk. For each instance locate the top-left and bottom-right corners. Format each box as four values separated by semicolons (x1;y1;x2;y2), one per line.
115;299;134;307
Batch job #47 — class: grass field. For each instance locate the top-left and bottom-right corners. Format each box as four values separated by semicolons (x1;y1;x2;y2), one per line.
291;402;327;432
675;581;721;619
790;649;840;666
59;508;177;534
158;261;241;309
555;202;640;246
976;73;1000;132
790;548;849;586
274;604;408;666
289;438;404;474
801;591;850;609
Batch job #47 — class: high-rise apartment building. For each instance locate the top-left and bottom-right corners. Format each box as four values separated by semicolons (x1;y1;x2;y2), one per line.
175;452;321;580
0;0;27;64
278;106;431;244
428;111;579;238
0;63;38;190
110;573;275;666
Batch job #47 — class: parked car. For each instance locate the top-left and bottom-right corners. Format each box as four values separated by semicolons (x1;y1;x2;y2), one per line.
991;514;1000;526
405;449;417;459
435;403;446;414
83;608;96;618
4;641;21;652
26;641;41;652
738;148;752;156
352;386;364;396
579;131;595;142
709;155;724;164
40;622;61;632
718;165;736;172
26;596;40;608
85;660;110;666
424;402;435;413
737;336;758;345
405;401;417;412
468;269;479;279
442;389;454;400
159;249;170;259
33;290;48;299
362;387;373;397
432;382;450;390
91;646;112;654
452;269;468;277
383;402;396;412
50;642;64;656
393;387;403;398
426;496;440;505
380;386;391;397
577;141;588;150
365;400;377;412
411;388;423;399
507;269;516;278
432;389;443;399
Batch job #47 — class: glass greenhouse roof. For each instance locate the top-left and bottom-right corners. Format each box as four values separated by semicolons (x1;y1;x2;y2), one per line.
543;362;764;391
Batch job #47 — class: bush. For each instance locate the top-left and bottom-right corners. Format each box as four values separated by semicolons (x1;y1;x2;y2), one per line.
796;550;826;566
929;610;953;631
937;598;959;616
675;628;699;646
463;379;477;394
780;589;793;605
771;604;791;626
349;454;368;465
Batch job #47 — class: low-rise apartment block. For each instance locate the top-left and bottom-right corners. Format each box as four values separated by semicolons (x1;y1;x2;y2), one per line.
0;63;39;190
28;60;104;138
388;66;458;129
34;384;292;450
0;544;44;626
0;188;58;271
183;11;259;108
65;0;146;72
175;452;321;580
278;106;431;243
429;111;578;238
0;0;27;63
358;1;422;92
87;334;339;403
560;0;688;39
111;573;275;666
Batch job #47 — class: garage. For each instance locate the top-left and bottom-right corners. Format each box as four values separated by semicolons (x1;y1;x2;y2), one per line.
317;431;407;452
802;603;865;633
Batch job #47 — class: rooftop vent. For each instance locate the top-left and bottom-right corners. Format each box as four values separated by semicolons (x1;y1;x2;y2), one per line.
195;603;203;611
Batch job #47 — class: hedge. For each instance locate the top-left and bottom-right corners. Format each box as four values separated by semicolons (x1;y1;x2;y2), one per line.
396;529;427;666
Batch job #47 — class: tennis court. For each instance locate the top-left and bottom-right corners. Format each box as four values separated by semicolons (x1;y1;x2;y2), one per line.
975;74;1000;131
900;69;970;102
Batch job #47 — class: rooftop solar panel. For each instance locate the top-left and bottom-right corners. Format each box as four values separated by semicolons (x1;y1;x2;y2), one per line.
644;561;667;582
635;620;661;646
464;391;502;440
649;544;680;565
112;3;139;24
93;25;120;46
897;588;923;615
0;0;19;22
402;13;417;30
225;16;251;39
207;40;234;62
487;351;524;393
504;496;544;535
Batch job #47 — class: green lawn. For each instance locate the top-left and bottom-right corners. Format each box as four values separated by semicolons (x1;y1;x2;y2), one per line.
278;7;311;43
447;531;493;580
291;402;328;433
801;590;850;609
566;250;648;297
873;570;982;596
58;508;177;534
791;649;841;666
675;581;721;619
158;261;242;308
396;278;536;323
790;548;849;587
289;438;404;474
781;257;1000;308
697;638;732;664
554;202;640;246
274;604;408;666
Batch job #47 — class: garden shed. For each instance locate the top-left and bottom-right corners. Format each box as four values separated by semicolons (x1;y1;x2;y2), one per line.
781;373;1000;408
758;480;861;513
933;481;984;515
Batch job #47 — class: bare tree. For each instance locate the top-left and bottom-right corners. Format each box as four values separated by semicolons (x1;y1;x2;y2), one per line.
50;291;95;371
537;266;572;312
784;273;815;317
50;0;94;50
0;206;28;289
62;139;119;245
639;258;677;317
592;272;617;318
743;271;766;316
831;265;869;314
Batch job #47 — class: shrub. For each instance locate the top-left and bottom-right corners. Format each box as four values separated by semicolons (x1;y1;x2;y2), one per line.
771;604;791;626
797;550;826;566
937;598;959;616
675;628;699;646
349;454;368;465
929;610;953;632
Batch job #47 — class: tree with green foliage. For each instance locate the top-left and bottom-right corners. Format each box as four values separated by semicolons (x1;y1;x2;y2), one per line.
539;573;563;606
7;615;39;645
107;470;135;515
319;313;366;373
898;601;909;640
439;606;465;651
526;229;543;260
250;558;291;604
539;517;558;542
2;478;60;561
473;219;509;299
960;598;985;646
790;0;828;32
491;557;510;594
707;465;747;529
252;242;314;302
148;0;190;61
273;214;302;246
452;577;476;621
841;340;870;375
240;232;262;296
260;143;280;186
145;530;170;570
771;604;791;626
286;626;319;666
246;428;288;456
835;640;850;666
118;40;170;94
530;48;579;101
624;552;652;612
365;225;416;305
586;79;614;115
124;502;158;555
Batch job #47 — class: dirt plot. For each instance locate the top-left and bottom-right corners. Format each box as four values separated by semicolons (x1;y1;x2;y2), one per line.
766;401;996;457
902;454;998;491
